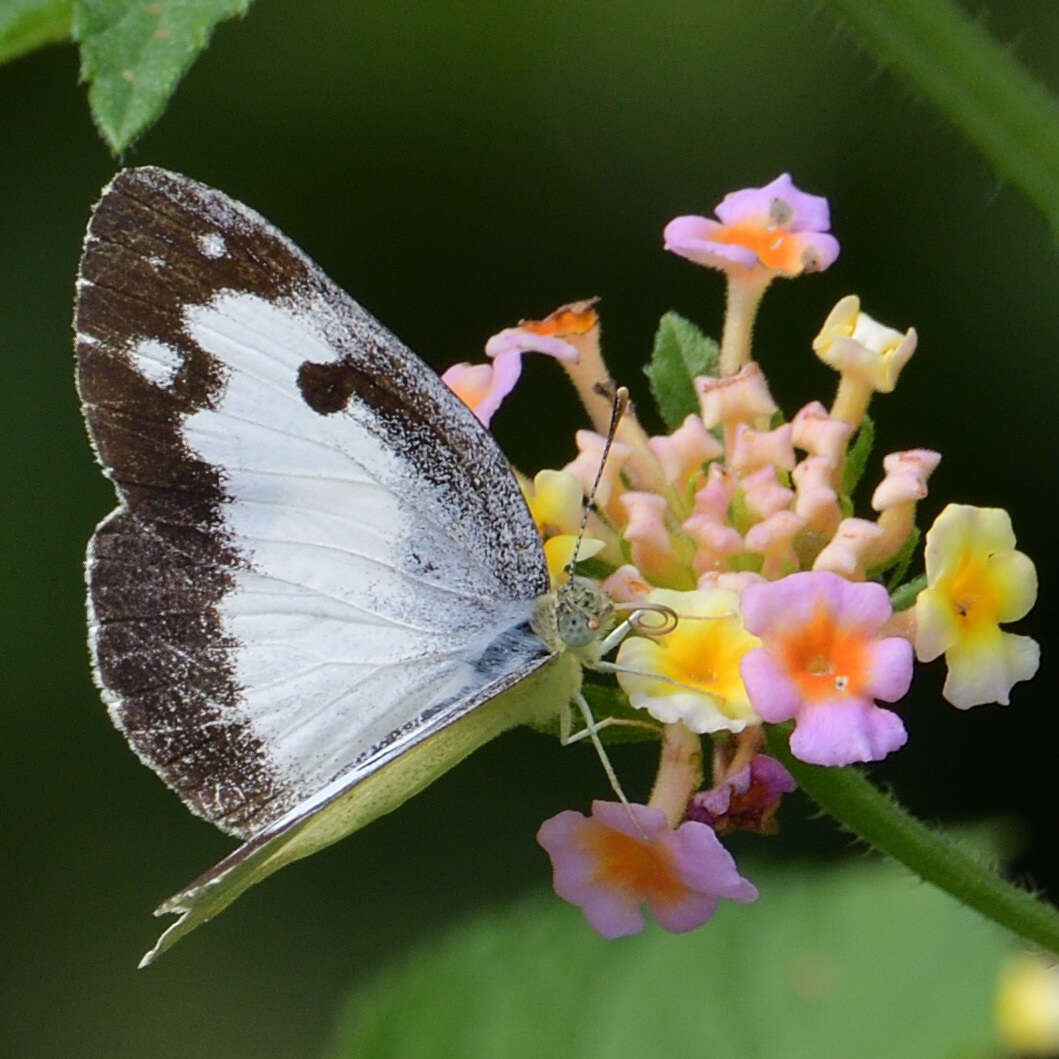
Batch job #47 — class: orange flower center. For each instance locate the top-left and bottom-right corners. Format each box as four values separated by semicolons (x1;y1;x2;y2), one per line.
523;302;598;338
711;221;804;272
589;827;685;905
945;555;996;631
780;601;867;701
666;632;719;688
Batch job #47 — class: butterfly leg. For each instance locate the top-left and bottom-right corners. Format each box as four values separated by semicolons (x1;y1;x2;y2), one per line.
596;616;637;656
589;659;727;704
561;690;633;808
561;716;660;745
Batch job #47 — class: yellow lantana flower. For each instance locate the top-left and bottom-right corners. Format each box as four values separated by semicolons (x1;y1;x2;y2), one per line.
995;953;1059;1057
813;294;917;394
615;588;761;733
520;468;604;583
915;504;1039;708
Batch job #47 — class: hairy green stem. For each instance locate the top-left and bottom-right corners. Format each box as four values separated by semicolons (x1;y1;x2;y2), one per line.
765;724;1059;957
818;0;1059;234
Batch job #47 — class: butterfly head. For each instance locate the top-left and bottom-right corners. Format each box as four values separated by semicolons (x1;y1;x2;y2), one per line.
553;575;613;654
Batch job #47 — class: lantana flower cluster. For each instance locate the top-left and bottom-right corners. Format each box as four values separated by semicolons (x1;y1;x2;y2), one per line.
443;174;1040;939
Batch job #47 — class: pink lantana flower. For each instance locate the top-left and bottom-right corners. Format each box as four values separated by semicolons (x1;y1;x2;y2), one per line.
537;801;757;938
739;571;914;766
664;173;840;278
441;326;579;427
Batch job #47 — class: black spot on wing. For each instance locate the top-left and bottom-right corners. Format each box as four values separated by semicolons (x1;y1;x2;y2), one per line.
297;358;359;415
302;348;551;604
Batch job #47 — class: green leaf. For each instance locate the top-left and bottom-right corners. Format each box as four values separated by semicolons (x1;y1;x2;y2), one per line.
0;0;72;64
583;682;660;745
569;556;613;582
819;0;1059;236
865;524;921;589
890;572;926;611
326;857;1011;1058
72;0;252;153
644;311;719;431
839;414;874;499
884;525;920;590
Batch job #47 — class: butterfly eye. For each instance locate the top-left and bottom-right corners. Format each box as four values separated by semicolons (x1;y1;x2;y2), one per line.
556;576;613;649
557;609;595;648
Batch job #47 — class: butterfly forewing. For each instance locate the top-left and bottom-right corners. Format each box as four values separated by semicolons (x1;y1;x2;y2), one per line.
76;167;553;839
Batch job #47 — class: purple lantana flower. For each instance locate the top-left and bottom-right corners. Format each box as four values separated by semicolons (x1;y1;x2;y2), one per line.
664;173;840;277
738;571;914;766
536;801;757;938
686;754;796;835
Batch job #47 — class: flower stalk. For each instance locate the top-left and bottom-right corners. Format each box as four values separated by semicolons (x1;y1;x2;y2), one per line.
765;724;1059;958
647;723;703;828
719;273;771;376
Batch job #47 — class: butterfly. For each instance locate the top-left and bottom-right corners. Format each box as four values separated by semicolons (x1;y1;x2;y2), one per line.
75;168;613;966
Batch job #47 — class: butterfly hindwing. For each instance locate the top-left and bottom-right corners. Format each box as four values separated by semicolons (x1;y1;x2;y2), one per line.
137;646;579;967
76;167;555;845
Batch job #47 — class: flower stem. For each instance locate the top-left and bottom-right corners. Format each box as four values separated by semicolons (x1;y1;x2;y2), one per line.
561;338;669;497
718;274;770;377
830;374;872;427
764;724;1059;957
648;723;703;828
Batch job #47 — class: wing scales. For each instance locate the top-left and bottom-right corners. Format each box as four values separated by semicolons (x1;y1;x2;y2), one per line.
139;649;579;967
77;167;554;839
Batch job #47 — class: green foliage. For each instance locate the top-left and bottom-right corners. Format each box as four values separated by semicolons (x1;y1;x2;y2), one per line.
879;525;921;591
643;311;718;431
820;0;1059;235
6;0;1059;236
865;523;921;590
890;572;926;611
570;556;612;582
0;0;72;63
839;414;874;499
766;726;1059;960
582;681;660;745
72;0;252;152
326;857;1010;1058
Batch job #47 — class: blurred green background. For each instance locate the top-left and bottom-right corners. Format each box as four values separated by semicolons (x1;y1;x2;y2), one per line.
2;1;1057;1055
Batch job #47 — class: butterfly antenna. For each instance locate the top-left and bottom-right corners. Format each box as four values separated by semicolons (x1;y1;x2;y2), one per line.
565;385;629;576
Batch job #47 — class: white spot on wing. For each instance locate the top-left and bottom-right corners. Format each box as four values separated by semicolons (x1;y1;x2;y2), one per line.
130;337;183;387
148;255;166;269
198;232;228;259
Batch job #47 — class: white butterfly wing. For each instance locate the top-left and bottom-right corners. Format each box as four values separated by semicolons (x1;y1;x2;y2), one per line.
139;650;578;966
75;168;563;955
